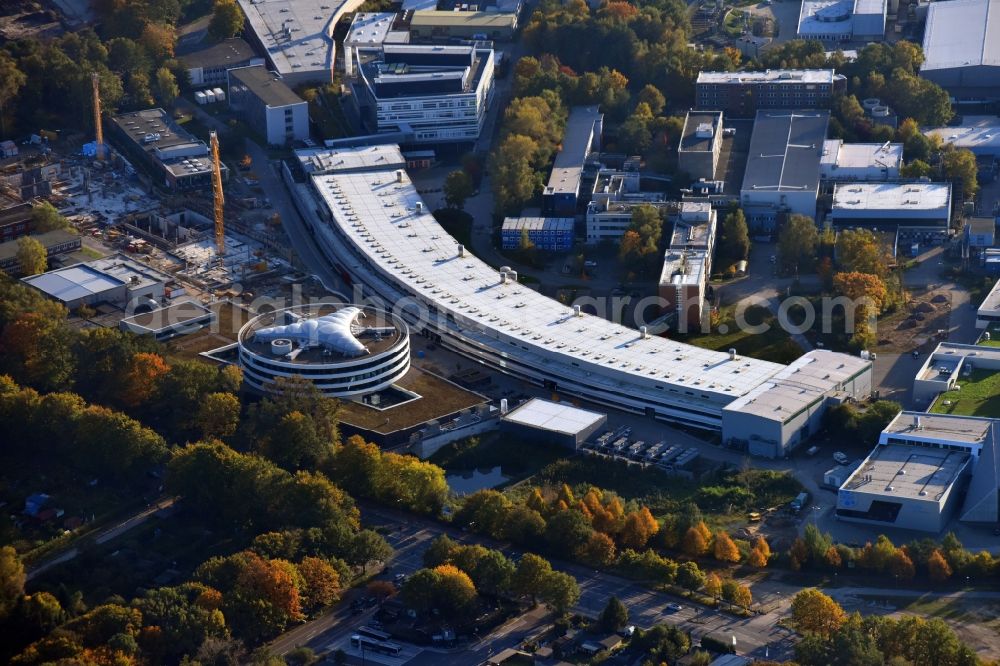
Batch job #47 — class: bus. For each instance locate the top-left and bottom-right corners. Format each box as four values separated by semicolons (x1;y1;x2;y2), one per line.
356;626;391;642
351;635;402;656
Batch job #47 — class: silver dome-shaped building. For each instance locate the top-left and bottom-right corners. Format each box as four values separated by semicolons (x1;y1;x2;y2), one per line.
238;304;410;397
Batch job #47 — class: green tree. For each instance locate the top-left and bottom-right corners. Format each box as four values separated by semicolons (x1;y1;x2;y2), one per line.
777;214;818;275
209;0;245;40
599;595;628;632
835;228;889;277
154;66;179;105
676;561;705;592
941;147;979;199
719;208;750;265
512;553;551;605
900;159;932;179
636;84;666;116
443;170;474;209
196;391;241;440
30;201;69;232
491;134;542;215
16;236;47;276
348;529;393;573
633;624;691;663
0;52;26;136
0;545;25;619
540;570;579;613
544;509;594;557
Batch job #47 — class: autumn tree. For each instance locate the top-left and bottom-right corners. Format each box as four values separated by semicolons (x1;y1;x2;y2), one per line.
927;549;952;583
681;522;711;557
713;531;741;563
676;561;705;592
941;147;979;198
888;548;915;582
209;0;245;40
196;391;240;440
512;553;551;605
579;531;616;567
636;84;666;116
747;537;771;567
721;579;752;609
835;228;889;277
297;557;340;610
790;588;846;637
704;572;722;599
718;208;750;266
832;271;888;349
620;507;659;550
0;545;25;619
16;236;47;276
491;134;542;215
402;565;477;618
118;351;171;408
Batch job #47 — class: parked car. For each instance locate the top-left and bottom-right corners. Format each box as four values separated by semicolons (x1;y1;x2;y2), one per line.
666;603;683;612
834;451;849;465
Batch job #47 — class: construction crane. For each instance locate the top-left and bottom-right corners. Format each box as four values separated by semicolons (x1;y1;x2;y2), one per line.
209;130;225;257
91;72;104;160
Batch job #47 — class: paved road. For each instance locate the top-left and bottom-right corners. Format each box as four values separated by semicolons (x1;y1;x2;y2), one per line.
269;504;798;662
27;497;178;582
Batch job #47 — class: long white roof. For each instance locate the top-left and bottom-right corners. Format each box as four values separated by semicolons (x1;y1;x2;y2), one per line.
306;145;786;408
922;0;1000;72
832;182;951;212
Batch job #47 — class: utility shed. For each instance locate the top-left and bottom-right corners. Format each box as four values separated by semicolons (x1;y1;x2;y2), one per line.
501;398;607;450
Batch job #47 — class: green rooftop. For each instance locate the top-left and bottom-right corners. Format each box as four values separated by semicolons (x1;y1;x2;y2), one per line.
930;368;1000;417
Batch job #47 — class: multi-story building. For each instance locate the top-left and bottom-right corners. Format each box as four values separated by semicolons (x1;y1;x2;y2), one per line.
658;202;717;332
542;106;604;216
280;143;872;456
501;217;574;251
677;110;724;181
227;66;309;146
585;198;673;245
829;182;952;229
695;70;845;117
357;44;495;144
177;38;264;87
109;109;229;191
796;0;886;41
739;110;829;229
0;202;35;243
343;12;410;76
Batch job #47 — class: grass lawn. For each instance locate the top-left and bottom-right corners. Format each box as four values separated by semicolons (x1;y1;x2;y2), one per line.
676;305;804;364
929;369;1000;417
723;9;746;36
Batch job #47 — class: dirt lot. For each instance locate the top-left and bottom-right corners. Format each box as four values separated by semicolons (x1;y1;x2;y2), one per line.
875;288;952;353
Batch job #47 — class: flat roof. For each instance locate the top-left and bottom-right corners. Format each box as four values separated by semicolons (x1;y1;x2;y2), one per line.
820;139;903;170
296;144;406;174
925;116;1000;152
659;248;708;287
832;182;951;212
112;108;203;153
723;349;871;423
120;300;214;332
883;409;993;445
968;217;995;235
501;217;574;232
306;144;787;408
545;106;603;196
229;65;304;107
177;38;258;70
670;210;714;249
0;229;79;262
502;397;605;435
841;443;970;501
679;111;722;153
979;278;1000;315
409;10;518;28
237;0;358;79
921;0;1000;72
23;264;125;302
741;110;829;193
797;0;854;36
697;69;837;85
345;12;397;47
853;0;886;14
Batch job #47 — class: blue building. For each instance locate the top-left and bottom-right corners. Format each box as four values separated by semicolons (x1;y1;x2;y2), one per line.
501;217;574;251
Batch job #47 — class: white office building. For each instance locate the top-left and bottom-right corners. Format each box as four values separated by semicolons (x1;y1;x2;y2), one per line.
829;182;951;229
280;143;872;454
227;66;309;146
357;44;494;144
797;0;886;41
343;12;410;76
819;140;902;181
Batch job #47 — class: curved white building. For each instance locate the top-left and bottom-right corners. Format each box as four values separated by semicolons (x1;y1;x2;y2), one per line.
238;304;410;397
284;145;873;457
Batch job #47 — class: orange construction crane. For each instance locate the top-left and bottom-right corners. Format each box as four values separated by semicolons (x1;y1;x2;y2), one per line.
91;72;104;160
209;130;225;257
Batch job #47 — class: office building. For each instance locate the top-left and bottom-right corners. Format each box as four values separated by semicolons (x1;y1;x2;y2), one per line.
739;110;829;229
837;411;1000;530
119;300;216;341
0;202;36;242
343;12;409;76
407;10;519;40
678;110;724;180
283;143;871;454
911;342;1000;405
237;0;364;85
796;0;886;41
22;254;169;311
501;217;574;251
819;140;902;181
177;38;263;87
110;109;229;190
921;0;1000;100
925;116;1000;158
659;203;716;332
0;229;80;275
501;398;607;450
829;182;951;229
585;198;672;244
238;304;411;397
357;43;495;144
228;66;309;146
543;106;603;215
695;70;845;117
721;349;872;458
